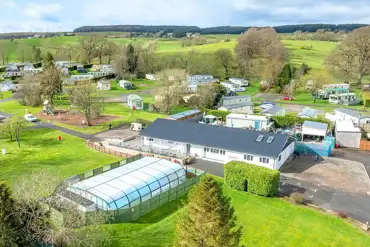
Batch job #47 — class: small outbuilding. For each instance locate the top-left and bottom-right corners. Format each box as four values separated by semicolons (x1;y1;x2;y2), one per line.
302;121;328;142
127;94;143;110
335;120;361;149
261;105;286;117
119;80;133;89
167;109;202;121
298;107;318;119
97;80;111;91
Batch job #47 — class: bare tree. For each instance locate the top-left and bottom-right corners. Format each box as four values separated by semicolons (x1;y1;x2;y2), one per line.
300;72;329;102
0;42;12;65
40;65;63;103
16;45;32;63
214;48;234;78
155;69;186;113
326;26;370;85
137;43;157;74
103;40;119;64
79;37;100;64
14;75;43;106
95;37;107;64
68;80;102;126
0;116;28;147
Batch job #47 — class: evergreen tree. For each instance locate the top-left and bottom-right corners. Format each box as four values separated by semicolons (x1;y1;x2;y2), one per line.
43;51;55;68
278;64;292;89
175;177;242;247
126;44;139;74
32;45;42;63
0;182;17;245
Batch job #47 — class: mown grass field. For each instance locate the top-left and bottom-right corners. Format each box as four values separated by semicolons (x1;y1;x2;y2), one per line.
0;128;119;187
96;178;370;247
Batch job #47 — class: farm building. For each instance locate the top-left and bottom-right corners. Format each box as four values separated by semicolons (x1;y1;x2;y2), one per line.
119;80;133;89
229;78;249;87
97;80;111;91
145;74;156;80
64;157;186;211
302;121;328;142
226;113;273;131
166;109;202;121
141;119;295;170
328;93;357;105
127;94;143;110
220;81;246;92
0;81;15;92
218;95;253;114
298;107;318;119
335;120;361;149
261;105;286;117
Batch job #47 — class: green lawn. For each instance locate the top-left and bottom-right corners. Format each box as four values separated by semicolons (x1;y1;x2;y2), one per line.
100;79;157;97
0;91;12;99
95;179;370;247
0;100;42;116
0;128;119;187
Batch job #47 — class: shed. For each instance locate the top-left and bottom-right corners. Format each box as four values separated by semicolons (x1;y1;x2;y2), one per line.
119;80;133;89
298;107;318;119
261;105;286;117
335;120;361;149
302;121;328;140
127;94;143;110
97;80;111;91
167;109;202;121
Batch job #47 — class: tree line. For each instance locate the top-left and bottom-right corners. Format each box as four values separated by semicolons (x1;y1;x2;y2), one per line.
74;24;368;34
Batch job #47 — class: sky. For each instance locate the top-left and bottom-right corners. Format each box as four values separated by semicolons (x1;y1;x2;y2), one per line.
1;0;370;33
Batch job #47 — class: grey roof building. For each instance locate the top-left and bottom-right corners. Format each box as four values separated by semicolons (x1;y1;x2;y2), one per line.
261;105;285;116
335;108;361;118
141;118;294;159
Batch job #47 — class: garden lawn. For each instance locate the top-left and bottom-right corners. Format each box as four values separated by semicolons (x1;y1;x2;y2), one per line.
0;91;12;99
0;128;120;187
100;79;157;97
95;179;370;247
0;100;42;116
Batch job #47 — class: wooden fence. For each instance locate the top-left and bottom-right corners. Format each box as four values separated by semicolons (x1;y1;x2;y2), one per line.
360;140;370;151
85;140;132;158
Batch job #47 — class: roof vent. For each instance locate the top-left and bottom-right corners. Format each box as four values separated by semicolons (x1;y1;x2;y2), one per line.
256;135;264;142
267;136;274;143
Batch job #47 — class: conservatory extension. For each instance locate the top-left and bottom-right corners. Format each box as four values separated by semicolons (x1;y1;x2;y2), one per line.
65;157;186;211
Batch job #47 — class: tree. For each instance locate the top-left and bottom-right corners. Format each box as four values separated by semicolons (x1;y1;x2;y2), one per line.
0;116;28;147
126;43;139;74
104;40;119;64
16;45;32;63
175;176;241;247
43;51;55;68
155;69;186;113
278;64;292;89
137;43;157;75
13;75;43;106
299;63;311;77
68;80;102;126
114;44;141;78
0;42;12;65
300;72;330;102
326;26;370;85
40;65;63;103
95;37;107;64
79;36;100;64
32;45;42;63
215;48;234;78
0;182;18;246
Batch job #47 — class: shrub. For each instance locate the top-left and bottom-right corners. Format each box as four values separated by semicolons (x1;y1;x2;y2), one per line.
224;161;280;196
290;192;305;204
337;212;348;219
206;109;230;121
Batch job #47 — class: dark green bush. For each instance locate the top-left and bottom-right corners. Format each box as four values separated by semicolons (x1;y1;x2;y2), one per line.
225;161;280;196
206;109;230;121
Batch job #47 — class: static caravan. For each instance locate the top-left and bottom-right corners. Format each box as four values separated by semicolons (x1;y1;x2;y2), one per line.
221;82;246;92
226;113;273;131
229;78;249;87
329;93;357;105
335;120;361;149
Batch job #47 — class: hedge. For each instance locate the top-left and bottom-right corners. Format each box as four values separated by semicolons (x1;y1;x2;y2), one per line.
224;161;280;196
206;109;230;121
272;114;332;129
363;92;370;107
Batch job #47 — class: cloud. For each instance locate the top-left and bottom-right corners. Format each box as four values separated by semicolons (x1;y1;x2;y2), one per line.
0;0;369;33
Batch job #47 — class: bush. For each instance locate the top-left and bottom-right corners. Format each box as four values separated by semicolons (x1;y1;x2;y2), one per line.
206;109;230;121
290;192;305;204
225;161;280;196
337;212;348;219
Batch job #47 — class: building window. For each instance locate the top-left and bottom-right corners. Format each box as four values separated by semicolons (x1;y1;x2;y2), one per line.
168;141;173;144
244;155;253;161
259;157;269;163
148;138;153;142
278;155;281;162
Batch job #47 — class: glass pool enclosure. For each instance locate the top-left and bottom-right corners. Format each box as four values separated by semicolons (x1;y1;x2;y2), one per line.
66;157;186;210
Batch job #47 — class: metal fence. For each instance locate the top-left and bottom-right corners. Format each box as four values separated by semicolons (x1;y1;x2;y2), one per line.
86;169;205;224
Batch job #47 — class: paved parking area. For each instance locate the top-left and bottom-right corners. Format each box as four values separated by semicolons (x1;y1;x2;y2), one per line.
93;125;137;140
332;148;370;176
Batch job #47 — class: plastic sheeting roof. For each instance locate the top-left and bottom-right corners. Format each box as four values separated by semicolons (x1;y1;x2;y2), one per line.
67;157;186;210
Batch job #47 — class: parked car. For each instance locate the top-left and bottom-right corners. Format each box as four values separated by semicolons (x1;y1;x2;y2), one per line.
260;103;275;109
282;96;292;101
24;114;37;122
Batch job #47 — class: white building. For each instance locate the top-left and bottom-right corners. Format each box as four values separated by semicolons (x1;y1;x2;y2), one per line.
127;94;143;110
218;95;253;114
88;71;114;78
229;78;249;87
301;121;328;141
0;81;16;92
261;105;286;117
221;81;246;92
335;120;361;149
119;80;133;89
226;113;273;131
55;61;77;69
324;83;350;90
23;68;43;74
333;108;362;124
141;119;295;170
146;74;156;80
329;93;357;105
97;80;111;90
70;74;95;81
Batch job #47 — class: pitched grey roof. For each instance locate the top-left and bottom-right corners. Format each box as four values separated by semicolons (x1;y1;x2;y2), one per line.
302;121;328;131
298;107;318;118
223;95;251;100
142;119;294;158
219;102;253;109
335;108;361;118
261;105;283;114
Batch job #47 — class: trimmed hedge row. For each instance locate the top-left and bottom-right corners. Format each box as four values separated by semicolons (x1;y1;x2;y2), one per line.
224;161;280;196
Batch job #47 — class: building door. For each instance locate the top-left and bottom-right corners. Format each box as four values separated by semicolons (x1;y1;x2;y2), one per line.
186;144;191;155
254;121;260;129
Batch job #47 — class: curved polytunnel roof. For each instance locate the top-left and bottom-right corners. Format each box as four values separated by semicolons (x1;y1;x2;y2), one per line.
67;157;186;210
